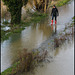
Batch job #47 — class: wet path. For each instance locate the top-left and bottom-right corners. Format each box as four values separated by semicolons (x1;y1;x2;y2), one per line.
1;0;74;72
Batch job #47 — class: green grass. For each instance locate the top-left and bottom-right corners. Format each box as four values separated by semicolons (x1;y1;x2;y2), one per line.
71;16;75;23
1;30;12;41
30;12;48;22
56;0;71;7
13;27;25;33
31;15;47;22
1;61;20;75
72;16;75;20
71;16;74;26
49;0;71;7
1;25;6;28
2;20;10;25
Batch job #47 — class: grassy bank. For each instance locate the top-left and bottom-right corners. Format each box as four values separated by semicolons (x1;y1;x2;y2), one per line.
1;49;48;75
49;0;71;7
1;12;48;41
56;0;71;7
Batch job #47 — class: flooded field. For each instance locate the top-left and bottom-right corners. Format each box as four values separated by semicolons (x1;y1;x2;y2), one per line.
1;0;74;74
29;40;74;75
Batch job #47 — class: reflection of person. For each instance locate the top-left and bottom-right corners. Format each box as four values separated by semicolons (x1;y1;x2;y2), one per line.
51;5;59;25
55;24;57;33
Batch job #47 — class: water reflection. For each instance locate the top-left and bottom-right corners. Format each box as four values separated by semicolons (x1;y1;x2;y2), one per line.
55;24;57;33
20;20;52;51
51;24;57;34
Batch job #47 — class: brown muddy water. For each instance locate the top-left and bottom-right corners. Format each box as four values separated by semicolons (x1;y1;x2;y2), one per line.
1;0;74;73
25;40;74;75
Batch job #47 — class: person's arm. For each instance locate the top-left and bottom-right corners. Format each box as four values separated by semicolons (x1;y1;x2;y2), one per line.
56;8;59;16
51;8;53;16
56;8;58;13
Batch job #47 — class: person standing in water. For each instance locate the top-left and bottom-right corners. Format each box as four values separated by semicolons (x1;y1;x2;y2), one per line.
51;5;59;25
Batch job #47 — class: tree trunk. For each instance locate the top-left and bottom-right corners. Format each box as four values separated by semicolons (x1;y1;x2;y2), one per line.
11;7;22;24
44;0;47;12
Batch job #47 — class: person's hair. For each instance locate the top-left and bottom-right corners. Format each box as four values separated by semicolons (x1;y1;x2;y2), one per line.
53;5;56;7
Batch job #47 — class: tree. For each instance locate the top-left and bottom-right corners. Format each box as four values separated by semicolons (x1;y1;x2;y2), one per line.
33;0;49;12
2;0;28;24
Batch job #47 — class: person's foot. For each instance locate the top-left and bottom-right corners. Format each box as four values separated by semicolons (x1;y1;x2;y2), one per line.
55;20;57;24
51;20;53;25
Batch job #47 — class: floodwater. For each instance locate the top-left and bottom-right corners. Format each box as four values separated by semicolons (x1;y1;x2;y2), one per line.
1;0;74;73
29;40;74;75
